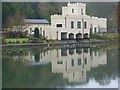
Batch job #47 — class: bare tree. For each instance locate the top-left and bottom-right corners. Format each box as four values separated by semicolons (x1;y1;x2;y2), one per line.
6;12;25;30
6;12;31;38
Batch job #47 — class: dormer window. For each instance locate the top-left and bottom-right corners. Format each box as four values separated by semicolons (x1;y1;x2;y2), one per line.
72;9;74;13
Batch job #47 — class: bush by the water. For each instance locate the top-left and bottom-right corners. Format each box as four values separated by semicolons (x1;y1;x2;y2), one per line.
90;34;119;40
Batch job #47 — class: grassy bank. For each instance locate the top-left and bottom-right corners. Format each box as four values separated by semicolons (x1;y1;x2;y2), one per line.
5;38;29;43
2;34;119;45
91;34;120;40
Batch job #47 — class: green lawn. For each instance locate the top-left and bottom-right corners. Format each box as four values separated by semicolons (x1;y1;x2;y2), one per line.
5;38;29;43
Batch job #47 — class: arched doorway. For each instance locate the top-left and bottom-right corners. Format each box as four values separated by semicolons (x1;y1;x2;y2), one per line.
69;33;74;40
34;27;39;38
83;33;89;39
61;32;67;40
76;33;82;40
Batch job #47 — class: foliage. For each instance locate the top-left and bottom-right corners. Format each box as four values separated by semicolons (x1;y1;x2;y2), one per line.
6;31;27;38
90;34;104;39
29;37;39;43
2;37;7;44
90;34;119;40
5;38;29;43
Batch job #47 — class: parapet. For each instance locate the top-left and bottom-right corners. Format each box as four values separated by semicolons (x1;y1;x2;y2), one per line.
67;2;86;7
91;16;107;21
98;18;107;20
51;14;62;17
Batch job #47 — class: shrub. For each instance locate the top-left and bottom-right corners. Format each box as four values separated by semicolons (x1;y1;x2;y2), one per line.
8;41;12;43
22;41;26;43
2;37;7;44
16;40;20;44
30;37;39;43
12;42;15;43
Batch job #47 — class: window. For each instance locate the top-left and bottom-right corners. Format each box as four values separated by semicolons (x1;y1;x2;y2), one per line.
71;59;74;66
61;49;67;56
43;31;45;37
84;22;87;29
95;51;97;56
40;28;42;35
56;31;58;40
82;71;84;76
84;58;87;64
72;9;74;13
57;61;63;64
73;73;74;77
30;28;32;33
56;24;62;28
78;59;81;65
81;8;83;15
94;27;97;33
77;21;81;28
71;21;74;28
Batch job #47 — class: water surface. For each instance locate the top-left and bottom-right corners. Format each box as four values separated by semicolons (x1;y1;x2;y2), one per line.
2;45;118;88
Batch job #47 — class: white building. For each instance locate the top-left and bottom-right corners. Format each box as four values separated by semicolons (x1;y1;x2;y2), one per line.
24;19;49;35
25;2;107;40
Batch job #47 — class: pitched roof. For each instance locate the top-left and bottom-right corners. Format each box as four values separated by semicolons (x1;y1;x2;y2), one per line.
24;19;49;24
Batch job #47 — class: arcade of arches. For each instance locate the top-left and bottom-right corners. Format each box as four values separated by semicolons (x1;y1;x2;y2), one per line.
61;32;89;40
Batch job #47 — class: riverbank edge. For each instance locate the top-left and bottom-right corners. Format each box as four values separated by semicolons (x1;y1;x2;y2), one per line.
1;39;118;49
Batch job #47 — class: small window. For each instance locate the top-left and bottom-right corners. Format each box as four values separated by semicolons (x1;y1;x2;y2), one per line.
78;59;81;65
71;21;74;28
61;49;67;56
43;31;45;37
73;73;74;77
40;28;42;30
84;22;87;29
56;24;62;28
71;59;74;66
84;58;87;64
57;61;63;64
77;21;81;28
81;8;83;15
94;27;97;33
95;51;97;56
30;28;32;33
72;9;74;13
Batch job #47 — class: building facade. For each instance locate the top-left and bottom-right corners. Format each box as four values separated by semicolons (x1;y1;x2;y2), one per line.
25;2;107;40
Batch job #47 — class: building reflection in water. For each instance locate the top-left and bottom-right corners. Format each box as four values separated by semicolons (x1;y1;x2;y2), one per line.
13;47;107;83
